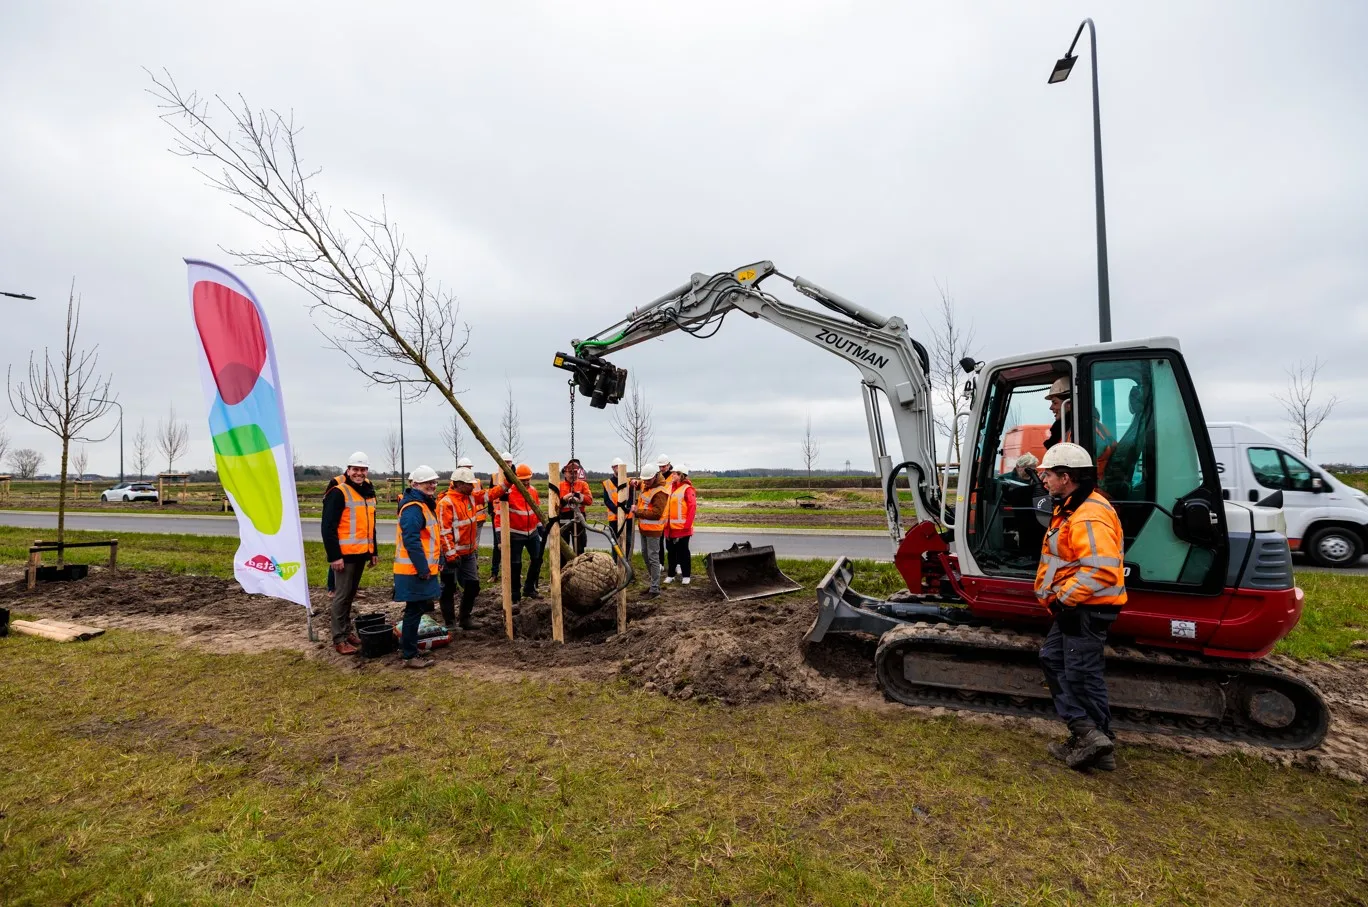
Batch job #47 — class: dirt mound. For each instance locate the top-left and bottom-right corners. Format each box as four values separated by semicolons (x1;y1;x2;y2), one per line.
3;565;1366;781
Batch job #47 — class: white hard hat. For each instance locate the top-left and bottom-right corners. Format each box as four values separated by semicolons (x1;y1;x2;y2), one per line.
456;457;473;468
676;463;690;475
500;451;514;462
450;467;476;484
409;465;440;483
610;457;625;467
347;451;370;468
1045;377;1071;400
639;467;656;480
656;454;671;467
1039;443;1092;470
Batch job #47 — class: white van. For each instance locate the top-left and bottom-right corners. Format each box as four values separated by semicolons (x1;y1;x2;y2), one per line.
1207;422;1368;567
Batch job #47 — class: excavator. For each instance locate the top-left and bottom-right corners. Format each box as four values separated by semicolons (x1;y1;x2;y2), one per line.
554;261;1330;749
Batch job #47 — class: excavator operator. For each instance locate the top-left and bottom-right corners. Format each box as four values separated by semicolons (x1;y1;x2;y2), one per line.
1034;442;1127;772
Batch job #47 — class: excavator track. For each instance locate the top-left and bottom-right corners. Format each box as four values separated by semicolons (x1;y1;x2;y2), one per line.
874;622;1329;750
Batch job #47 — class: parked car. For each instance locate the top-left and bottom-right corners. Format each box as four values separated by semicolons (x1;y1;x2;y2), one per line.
1208;422;1368;567
100;482;159;503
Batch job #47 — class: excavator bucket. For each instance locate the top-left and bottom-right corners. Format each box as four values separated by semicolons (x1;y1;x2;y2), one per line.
706;543;801;602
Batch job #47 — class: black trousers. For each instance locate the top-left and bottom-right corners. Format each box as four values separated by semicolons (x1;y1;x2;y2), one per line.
510;533;545;602
1039;607;1118;735
665;535;692;578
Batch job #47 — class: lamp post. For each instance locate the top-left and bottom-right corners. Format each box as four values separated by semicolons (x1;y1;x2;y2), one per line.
375;374;430;480
1049;17;1111;343
96;396;124;482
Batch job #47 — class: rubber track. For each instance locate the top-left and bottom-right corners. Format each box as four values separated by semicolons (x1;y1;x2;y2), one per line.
874;622;1329;750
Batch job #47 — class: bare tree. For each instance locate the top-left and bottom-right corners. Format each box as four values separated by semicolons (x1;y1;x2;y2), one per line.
383;427;402;478
157;404;190;473
0;421;9;472
70;445;89;480
7;284;117;556
9;448;44;479
925;282;978;469
500;382;523;461
441;411;466;466
800;414;820;487
132;419;152;478
610;376;655;472
1275;358;1339;457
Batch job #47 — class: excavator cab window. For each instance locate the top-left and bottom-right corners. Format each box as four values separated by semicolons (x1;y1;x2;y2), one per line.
964;351;1227;595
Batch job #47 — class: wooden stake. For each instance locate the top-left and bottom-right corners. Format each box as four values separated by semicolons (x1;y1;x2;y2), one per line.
548;461;564;643
108;540;118;571
26;549;40;591
500;499;513;639
615;462;629;634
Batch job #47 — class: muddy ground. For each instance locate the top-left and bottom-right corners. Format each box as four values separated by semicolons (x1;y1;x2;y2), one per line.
2;565;1365;784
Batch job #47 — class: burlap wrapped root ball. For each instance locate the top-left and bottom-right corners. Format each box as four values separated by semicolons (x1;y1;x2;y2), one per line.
561;551;625;615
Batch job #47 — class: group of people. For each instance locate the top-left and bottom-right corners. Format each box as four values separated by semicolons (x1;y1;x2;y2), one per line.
320;449;699;669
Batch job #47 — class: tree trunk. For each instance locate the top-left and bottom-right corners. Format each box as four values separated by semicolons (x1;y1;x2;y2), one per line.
57;437;70;565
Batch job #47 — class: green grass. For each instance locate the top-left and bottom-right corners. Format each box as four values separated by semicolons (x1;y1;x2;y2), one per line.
6;526;1365;660
1;631;1365;905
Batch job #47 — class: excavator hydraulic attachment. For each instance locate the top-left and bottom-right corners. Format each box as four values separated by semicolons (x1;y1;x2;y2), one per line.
706;543;802;602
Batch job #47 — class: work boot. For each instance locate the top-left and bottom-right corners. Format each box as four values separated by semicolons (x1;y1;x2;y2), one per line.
1047;735;1078;763
1067;728;1114;770
334;640;359;656
402;656;435;670
459;615;474;631
1094;751;1117;772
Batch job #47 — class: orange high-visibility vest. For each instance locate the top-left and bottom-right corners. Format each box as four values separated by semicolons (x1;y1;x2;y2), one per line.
666;482;693;533
507;486;542;536
438;488;483;558
472;477;487;525
635;486;668;535
1035;490;1128;609
330;475;376;556
602;477;626;523
393;499;440;575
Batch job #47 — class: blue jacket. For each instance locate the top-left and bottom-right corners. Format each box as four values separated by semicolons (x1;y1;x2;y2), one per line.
392;487;441;602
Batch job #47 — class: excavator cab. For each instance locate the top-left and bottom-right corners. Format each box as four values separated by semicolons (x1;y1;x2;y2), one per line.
958;338;1232;619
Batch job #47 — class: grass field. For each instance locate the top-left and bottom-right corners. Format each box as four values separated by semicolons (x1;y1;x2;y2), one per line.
2;628;1366;905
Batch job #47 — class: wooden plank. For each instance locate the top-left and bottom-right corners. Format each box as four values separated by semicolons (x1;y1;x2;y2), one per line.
33;618;105;638
500;500;513;640
12;620;82;642
547;461;564;644
615;463;629;634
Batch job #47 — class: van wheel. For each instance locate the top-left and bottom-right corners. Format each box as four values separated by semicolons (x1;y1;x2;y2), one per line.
1305;527;1364;568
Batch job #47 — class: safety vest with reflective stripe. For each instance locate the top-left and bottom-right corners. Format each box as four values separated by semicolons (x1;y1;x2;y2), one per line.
330;475;376;556
507;486;542;536
1035;490;1128;608
665;481;695;535
438;488;483;558
602;478;626;523
635;486;669;535
393;499;440;576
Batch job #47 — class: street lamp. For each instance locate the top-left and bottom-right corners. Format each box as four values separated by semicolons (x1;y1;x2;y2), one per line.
96;396;124;482
1049;17;1111;343
374;374;430;479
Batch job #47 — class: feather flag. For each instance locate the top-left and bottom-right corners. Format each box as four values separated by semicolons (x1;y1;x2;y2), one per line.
185;259;310;611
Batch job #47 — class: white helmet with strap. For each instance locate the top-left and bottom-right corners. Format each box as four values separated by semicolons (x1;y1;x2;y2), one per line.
1039;442;1092;470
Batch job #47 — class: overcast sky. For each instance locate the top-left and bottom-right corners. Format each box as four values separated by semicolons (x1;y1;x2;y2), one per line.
3;0;1365;478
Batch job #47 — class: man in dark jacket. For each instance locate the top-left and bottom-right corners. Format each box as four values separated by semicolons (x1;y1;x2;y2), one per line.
321;451;378;654
393;466;442;669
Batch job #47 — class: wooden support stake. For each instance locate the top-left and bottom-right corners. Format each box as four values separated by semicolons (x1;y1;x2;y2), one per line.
615;463;629;634
26;549;40;591
500;500;513;639
547;461;564;643
108;540;118;571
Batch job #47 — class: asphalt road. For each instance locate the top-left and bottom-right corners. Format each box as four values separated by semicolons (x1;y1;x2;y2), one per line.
4;511;1364;574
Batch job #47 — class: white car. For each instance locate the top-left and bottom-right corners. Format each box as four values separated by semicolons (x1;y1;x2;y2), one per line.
100;482;159;503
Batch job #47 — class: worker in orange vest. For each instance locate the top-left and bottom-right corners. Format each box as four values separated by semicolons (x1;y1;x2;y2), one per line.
1035;442;1128;771
633;467;670;596
438;466;486;631
321;451;378;655
393;465;442;668
656;453;676;489
663;463;697;585
558;457;594;556
488;463;545;602
601;457;632;546
488;451;514;581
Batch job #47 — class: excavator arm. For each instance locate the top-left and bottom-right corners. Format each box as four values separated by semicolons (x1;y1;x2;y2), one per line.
554;261;944;542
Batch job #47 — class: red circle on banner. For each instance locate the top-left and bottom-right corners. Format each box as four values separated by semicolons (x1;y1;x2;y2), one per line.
192;280;268;405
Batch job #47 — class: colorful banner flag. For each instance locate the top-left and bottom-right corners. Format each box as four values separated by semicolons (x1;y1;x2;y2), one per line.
185;259;310;611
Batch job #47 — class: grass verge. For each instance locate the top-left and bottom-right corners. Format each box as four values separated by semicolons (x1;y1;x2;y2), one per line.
1;631;1365;905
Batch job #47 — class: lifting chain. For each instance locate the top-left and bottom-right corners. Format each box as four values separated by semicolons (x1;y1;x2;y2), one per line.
567;378;576;461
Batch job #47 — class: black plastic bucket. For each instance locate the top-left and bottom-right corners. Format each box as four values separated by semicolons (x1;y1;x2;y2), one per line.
355;612;387;633
358;623;397;658
0;607;9;637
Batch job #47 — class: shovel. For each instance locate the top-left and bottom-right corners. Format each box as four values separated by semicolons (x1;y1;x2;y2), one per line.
706;542;801;602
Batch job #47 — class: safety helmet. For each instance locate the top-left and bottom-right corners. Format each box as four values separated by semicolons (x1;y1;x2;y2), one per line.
676;463;690;475
515;463;534;480
450;467;476;485
610;457;625;467
1038;443;1092;471
500;451;514;462
639;467;656;480
656;453;671;467
1045;377;1071;401
456;457;473;468
409;465;440;484
347;451;370;468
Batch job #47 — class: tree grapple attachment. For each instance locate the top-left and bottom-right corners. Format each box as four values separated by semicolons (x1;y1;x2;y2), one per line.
705;543;801;602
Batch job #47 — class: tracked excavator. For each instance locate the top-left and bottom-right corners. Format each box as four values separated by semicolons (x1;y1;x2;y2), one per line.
554;261;1329;749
